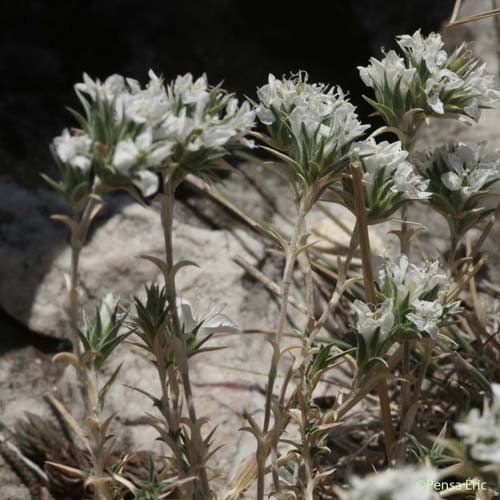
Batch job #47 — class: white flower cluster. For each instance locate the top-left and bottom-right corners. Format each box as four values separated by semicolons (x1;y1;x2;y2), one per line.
359;50;416;92
461;63;500;120
177;297;239;336
115;71;170;126
111;129;171;196
379;255;448;304
416;142;500;237
353;299;394;344
348;466;439;500
256;73;369;153
353;255;453;344
53;129;93;173
397;31;447;73
75;73;126;102
358;30;500;121
439;143;500;197
378;255;451;338
53;70;255;196
399;31;500;118
97;293;119;328
455;384;500;474
161;73;255;152
353;139;430;201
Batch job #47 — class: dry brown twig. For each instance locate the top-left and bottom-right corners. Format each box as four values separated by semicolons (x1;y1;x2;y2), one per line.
447;0;500;28
350;152;396;463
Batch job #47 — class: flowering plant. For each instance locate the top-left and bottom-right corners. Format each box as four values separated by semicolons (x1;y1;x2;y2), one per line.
9;19;500;500
359;30;500;143
416;142;500;246
255;72;369;205
353;255;460;377
455;384;500;486
348;466;439;500
330;138;430;222
46;71;255;204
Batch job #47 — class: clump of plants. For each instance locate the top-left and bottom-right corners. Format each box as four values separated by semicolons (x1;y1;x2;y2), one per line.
6;26;500;500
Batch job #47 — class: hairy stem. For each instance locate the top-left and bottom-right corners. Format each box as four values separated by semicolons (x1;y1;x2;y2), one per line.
262;199;307;433
400;205;410;256
304;227;359;351
298;218;315;324
400;196;411;451
301;401;315;500
399;129;418;433
256;198;308;500
68;195;100;416
394;340;434;464
467;201;500;267
87;370;114;500
400;341;411;430
160;176;211;499
448;232;460;271
224;347;404;500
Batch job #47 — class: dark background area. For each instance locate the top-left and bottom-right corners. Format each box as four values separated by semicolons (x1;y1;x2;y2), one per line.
0;0;456;186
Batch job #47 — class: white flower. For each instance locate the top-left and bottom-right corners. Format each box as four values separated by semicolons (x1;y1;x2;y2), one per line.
156;73;255;154
348;466;439;500
112;129;172;173
463;63;500;121
358;50;416;91
377;256;449;339
75;73;126;102
350;139;430;207
172;73;210;105
223;99;256;148
424;68;465;115
354;139;408;184
378;255;448;306
257;73;369;158
112;129;172;196
116;70;170;126
192;100;255;151
255;73;301;124
135;171;160;198
157;109;193;143
353;299;394;343
397;30;447;73
113;138;143;173
392;162;431;200
391;31;500;120
406;299;443;338
176;298;239;336
53;129;93;172
98;293;119;329
324;95;370;149
455;384;500;468
441;143;500;196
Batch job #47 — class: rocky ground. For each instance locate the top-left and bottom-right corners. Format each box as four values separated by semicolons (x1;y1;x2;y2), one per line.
1;3;500;498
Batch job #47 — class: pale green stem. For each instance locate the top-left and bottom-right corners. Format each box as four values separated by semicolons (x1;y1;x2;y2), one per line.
298;218;315;323
398;128;420;462
299;364;316;500
262;198;308;433
394;340;435;465
160;176;211;500
448;231;460;271
400;192;411;442
257;198;307;500
87;368;114;500
68;195;99;416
